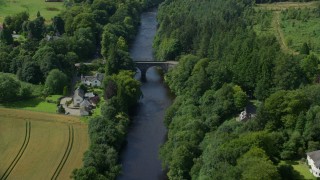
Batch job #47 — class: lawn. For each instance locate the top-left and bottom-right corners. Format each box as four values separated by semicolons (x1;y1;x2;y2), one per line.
0;73;61;113
0;0;64;23
282;160;316;180
0;97;58;113
46;94;63;103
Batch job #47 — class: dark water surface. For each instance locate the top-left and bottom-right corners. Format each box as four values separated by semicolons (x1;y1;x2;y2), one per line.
118;8;171;180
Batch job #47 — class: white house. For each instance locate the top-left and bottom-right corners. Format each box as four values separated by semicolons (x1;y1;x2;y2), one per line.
307;150;320;177
45;35;60;41
81;73;104;87
73;88;84;107
79;99;91;116
80;99;91;108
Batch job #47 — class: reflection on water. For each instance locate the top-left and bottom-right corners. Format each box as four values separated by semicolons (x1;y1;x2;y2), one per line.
118;8;171;180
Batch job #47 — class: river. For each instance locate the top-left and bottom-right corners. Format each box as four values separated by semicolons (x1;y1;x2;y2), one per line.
117;8;171;180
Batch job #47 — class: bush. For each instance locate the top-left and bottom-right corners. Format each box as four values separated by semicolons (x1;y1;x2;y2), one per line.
20;84;33;99
0;74;21;102
57;105;66;114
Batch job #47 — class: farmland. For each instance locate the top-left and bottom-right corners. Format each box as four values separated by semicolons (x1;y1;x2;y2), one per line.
0;108;88;180
0;0;63;23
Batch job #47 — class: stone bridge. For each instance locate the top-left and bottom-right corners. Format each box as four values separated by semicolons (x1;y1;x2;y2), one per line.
135;61;178;81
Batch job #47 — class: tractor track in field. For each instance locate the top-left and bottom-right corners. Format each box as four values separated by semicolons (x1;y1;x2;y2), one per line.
51;125;74;180
0;121;31;180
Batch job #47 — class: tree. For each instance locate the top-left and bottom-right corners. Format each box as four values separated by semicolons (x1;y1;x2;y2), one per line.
165;54;200;95
300;54;320;83
4;11;29;33
52;16;65;35
278;163;295;180
0;74;21;102
45;69;68;95
104;37;134;75
103;71;141;111
63;86;68;96
72;13;96;32
72;166;106;180
155;37;181;60
233;85;248;110
0;52;11;73
92;0;116;14
18;61;43;84
300;42;310;55
22;14;45;40
237;147;280;180
274;55;303;90
72;27;96;60
33;46;58;77
0;24;13;45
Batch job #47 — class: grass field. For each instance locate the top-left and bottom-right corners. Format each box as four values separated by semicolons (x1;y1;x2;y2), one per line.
282;160;316;180
255;1;319;11
0;0;63;23
0;97;58;113
281;12;320;57
0;108;88;179
254;1;320;56
0;73;60;114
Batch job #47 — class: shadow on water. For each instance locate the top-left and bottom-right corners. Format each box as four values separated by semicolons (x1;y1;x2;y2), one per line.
118;9;172;176
118;67;171;180
118;8;172;179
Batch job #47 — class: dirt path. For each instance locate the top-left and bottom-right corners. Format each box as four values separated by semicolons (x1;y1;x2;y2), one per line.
272;11;298;55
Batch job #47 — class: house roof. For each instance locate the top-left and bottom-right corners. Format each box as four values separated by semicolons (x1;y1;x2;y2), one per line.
85;92;95;98
95;73;104;82
82;76;97;82
307;150;320;167
12;34;21;39
81;73;104;83
45;35;60;41
80;99;91;107
74;88;84;98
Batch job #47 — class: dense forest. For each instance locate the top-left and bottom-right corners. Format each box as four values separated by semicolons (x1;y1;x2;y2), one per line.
2;0;320;179
154;0;320;179
0;0;161;179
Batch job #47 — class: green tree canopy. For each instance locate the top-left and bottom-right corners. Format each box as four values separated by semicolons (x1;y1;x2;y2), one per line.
0;73;21;102
44;69;68;95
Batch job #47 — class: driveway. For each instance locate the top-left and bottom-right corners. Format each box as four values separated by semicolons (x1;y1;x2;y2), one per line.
60;97;80;116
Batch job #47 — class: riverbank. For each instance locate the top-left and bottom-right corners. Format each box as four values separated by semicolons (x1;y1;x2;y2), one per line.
118;8;172;180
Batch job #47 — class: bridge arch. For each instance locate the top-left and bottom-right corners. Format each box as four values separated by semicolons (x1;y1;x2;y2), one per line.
134;61;178;81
